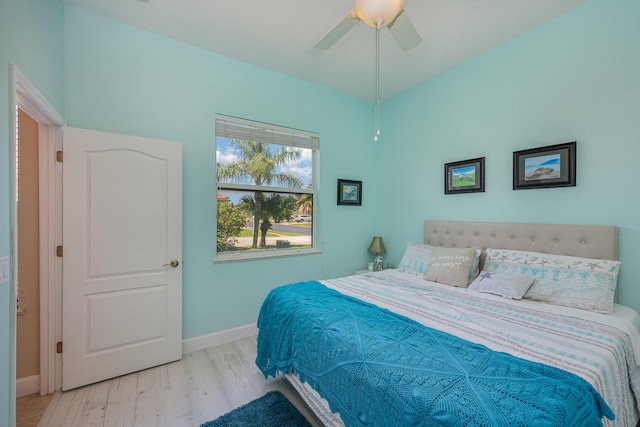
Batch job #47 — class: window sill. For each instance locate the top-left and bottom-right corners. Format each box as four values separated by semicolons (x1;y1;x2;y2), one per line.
214;248;322;263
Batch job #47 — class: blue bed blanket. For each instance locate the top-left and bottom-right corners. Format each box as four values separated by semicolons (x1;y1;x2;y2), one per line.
256;281;614;427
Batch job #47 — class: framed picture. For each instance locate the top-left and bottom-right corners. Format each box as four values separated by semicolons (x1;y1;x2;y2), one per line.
337;179;362;206
444;157;485;194
513;141;576;190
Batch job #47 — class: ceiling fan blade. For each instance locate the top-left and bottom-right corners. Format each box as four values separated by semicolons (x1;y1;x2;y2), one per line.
314;11;359;50
387;10;422;51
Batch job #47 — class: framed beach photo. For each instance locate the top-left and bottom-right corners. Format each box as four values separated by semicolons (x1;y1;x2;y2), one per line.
513;142;576;190
444;157;485;194
337;179;362;205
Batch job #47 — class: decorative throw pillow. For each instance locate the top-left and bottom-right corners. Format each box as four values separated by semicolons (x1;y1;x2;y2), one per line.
468;271;535;300
398;243;481;284
483;248;621;313
423;247;477;288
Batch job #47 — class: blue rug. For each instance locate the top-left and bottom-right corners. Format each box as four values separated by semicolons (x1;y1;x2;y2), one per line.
199;391;312;427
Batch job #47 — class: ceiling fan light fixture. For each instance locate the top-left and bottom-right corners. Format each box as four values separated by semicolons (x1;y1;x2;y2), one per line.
353;0;406;29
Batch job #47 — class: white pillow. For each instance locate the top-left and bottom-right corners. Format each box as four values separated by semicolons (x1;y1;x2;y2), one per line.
468;271;535;300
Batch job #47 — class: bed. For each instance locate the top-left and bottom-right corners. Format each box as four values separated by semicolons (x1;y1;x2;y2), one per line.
256;221;640;427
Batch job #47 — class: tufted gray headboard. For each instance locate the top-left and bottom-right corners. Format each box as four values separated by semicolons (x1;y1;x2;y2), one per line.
424;221;618;270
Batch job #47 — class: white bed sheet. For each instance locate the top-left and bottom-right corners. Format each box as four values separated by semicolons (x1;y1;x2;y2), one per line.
303;269;640;427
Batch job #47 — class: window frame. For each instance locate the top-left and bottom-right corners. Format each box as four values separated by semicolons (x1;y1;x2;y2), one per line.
214;114;320;262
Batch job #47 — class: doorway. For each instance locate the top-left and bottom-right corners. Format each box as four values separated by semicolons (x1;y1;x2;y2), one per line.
15;108;41;397
15;108;57;427
9;65;65;426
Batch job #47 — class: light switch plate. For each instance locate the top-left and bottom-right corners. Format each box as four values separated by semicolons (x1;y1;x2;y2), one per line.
0;257;9;285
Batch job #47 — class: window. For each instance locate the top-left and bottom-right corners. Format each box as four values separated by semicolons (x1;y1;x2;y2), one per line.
215;115;319;260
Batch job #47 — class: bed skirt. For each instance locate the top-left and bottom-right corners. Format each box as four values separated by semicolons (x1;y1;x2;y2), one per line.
286;373;344;427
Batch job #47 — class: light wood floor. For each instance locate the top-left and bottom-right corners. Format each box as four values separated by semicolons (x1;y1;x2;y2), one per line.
16;393;54;427
37;337;323;427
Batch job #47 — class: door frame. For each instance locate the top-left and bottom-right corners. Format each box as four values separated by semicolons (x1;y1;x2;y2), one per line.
9;64;64;406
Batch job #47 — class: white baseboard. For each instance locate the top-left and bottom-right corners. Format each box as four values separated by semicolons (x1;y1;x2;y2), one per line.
182;323;258;355
16;374;40;398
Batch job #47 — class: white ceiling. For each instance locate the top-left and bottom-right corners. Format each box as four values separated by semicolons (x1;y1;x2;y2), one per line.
62;0;587;102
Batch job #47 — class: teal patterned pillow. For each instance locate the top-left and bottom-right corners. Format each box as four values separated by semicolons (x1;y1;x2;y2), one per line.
468;249;482;282
398;243;480;284
483;248;621;313
398;243;432;276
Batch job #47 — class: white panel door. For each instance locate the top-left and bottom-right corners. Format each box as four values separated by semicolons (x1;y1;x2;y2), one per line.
62;127;182;391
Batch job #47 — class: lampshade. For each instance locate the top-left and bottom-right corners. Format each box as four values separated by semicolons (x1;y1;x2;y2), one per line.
367;236;387;253
354;0;406;28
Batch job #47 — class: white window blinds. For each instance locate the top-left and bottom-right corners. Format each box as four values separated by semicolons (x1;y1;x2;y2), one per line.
215;114;319;150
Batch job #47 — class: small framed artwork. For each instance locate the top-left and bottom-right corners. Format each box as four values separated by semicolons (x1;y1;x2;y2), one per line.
337;179;362;206
444;157;485;194
513;141;576;190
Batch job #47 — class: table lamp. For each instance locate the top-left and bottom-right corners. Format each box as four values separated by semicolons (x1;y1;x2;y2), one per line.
368;236;386;271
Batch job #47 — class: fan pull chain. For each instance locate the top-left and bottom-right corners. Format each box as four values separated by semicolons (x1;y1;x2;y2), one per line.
374;19;382;142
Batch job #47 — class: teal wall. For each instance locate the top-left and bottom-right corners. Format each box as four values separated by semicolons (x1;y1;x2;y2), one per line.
0;0;65;425
378;0;640;313
64;8;380;340
3;0;640;422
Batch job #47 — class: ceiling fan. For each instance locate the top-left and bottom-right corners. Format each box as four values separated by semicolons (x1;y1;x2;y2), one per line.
314;0;422;51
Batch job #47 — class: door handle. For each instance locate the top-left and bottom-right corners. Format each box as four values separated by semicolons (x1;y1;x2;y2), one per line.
163;260;180;268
